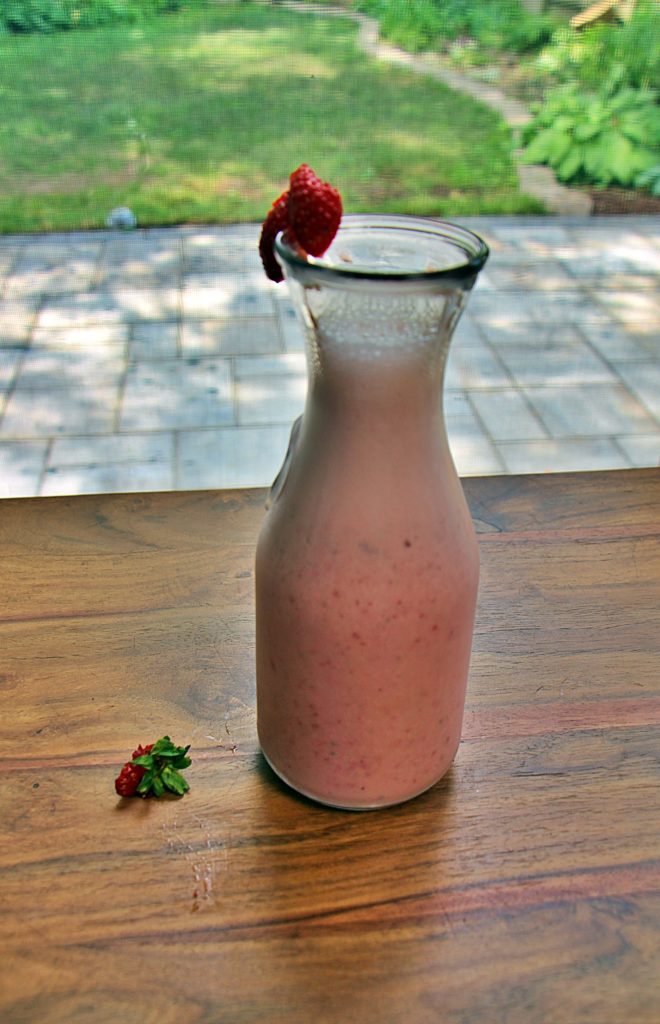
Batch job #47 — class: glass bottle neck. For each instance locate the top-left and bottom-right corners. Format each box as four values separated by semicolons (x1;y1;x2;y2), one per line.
294;278;466;434
307;346;447;421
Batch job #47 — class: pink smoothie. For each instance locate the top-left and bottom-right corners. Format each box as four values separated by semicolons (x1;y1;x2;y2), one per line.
256;347;479;809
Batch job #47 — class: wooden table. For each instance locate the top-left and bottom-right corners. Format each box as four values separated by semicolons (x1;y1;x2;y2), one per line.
1;469;659;1023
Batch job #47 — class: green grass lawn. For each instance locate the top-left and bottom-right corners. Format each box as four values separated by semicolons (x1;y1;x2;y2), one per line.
0;3;543;233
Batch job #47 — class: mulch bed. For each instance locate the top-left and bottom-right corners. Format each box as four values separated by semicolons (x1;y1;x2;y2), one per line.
589;188;660;216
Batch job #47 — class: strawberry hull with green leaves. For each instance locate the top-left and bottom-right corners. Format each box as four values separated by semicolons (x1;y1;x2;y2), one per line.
259;163;342;282
114;736;191;798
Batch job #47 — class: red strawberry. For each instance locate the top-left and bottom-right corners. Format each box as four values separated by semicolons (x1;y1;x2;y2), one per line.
115;761;146;797
288;164;342;257
259;190;292;283
132;743;153;760
115;743;152;796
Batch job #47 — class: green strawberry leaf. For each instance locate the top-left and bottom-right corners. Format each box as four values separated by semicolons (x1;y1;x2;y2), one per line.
152;775;165;798
132;754;154;768
162;766;190;795
137;770;154;795
128;736;191;797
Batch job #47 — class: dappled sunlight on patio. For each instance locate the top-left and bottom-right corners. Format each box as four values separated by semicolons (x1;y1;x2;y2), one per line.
0;216;658;497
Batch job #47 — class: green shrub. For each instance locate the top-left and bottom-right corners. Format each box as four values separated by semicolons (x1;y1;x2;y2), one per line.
521;81;660;188
356;0;556;55
602;0;660;90
457;2;556;54
0;0;182;34
356;0;443;52
534;1;660;92
636;164;660;197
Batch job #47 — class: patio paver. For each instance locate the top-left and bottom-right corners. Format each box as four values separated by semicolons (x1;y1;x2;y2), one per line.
0;216;658;498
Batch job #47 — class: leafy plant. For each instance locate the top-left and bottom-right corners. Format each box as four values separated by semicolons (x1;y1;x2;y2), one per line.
356;0;444;53
532;1;660;93
458;1;556;54
636;164;660;197
1;0;183;34
355;0;556;55
521;81;660;188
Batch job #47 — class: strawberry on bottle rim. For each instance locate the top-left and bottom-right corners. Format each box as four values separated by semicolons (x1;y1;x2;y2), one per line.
258;164;342;283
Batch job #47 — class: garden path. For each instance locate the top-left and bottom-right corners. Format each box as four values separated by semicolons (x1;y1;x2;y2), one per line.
282;3;593;215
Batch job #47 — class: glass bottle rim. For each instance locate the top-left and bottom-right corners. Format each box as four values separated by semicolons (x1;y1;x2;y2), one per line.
275;213;489;285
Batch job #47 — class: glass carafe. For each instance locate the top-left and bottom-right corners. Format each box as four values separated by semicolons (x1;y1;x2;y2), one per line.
255;215;489;809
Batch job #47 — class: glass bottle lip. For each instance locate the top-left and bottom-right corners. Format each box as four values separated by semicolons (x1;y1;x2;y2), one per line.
275;213;489;286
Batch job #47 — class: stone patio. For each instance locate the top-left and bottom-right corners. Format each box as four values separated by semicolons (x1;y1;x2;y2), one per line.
0;216;658;499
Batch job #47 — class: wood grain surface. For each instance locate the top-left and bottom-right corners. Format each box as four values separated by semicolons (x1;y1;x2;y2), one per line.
1;470;659;1024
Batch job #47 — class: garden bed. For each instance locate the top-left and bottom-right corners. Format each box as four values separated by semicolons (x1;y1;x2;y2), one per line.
590;187;660;215
357;0;659;211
